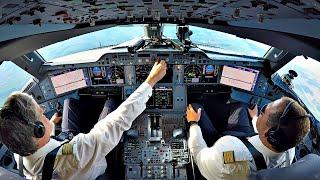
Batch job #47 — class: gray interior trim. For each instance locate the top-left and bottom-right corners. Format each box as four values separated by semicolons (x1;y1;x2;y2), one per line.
0;24;75;42
0;24;114;62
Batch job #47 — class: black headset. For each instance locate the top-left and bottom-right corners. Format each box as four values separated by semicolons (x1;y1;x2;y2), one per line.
266;101;312;152
0;107;45;138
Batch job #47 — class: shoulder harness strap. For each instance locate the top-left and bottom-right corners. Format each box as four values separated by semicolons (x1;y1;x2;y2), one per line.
239;138;267;170
42;141;69;180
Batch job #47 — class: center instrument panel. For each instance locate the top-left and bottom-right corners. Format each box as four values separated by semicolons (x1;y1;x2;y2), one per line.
38;50;269;179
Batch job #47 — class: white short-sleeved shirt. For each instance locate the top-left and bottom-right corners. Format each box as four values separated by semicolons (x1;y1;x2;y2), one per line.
188;116;295;180
15;83;152;180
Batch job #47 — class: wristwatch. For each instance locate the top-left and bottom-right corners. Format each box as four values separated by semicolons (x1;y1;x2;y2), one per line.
188;121;198;126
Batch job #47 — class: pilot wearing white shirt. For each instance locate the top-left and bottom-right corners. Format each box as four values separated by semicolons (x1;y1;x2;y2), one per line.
0;60;167;179
186;97;310;180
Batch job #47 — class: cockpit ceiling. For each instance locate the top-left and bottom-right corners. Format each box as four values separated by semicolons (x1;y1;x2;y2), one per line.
1;0;319;34
1;0;320;62
1;0;320;23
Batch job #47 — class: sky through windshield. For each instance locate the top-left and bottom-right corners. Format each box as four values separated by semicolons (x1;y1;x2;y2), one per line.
276;56;320;121
38;24;270;61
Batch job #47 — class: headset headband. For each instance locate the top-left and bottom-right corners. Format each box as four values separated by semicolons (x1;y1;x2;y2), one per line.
277;101;311;129
267;100;312;152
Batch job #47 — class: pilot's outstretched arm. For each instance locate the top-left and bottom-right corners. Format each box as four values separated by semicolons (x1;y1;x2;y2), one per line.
248;105;259;133
188;123;223;179
186;104;216;174
49;112;62;136
187;104;252;180
69;60;166;169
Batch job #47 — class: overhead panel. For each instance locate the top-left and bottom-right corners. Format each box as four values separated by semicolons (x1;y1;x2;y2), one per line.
0;0;319;25
0;0;319;50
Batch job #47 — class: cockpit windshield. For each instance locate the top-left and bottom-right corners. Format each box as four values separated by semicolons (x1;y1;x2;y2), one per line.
276;56;320;121
37;24;270;62
0;61;33;105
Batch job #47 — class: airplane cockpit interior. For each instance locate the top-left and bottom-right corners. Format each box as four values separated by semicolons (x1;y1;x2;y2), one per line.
0;0;320;179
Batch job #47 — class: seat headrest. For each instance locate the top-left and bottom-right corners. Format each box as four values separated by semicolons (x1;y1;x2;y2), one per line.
249;154;320;180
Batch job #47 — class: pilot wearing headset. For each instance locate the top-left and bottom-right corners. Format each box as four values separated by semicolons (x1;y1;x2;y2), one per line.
186;97;310;179
0;60;167;179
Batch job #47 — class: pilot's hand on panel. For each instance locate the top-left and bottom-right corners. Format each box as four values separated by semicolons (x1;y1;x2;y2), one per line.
248;104;258;120
50;112;62;124
186;104;201;122
145;60;167;87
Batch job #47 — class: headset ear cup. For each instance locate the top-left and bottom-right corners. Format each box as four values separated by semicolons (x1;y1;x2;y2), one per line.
266;127;288;151
266;127;279;146
34;121;45;138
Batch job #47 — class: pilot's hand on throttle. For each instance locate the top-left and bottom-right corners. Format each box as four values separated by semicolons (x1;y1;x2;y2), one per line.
248;104;258;120
186;104;201;122
145;60;167;87
50;112;62;124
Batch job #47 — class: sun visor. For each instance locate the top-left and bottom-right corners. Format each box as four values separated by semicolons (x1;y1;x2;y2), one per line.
0;24;75;43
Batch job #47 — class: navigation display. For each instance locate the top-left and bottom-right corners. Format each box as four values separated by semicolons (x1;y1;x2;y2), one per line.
51;69;87;95
147;86;173;109
184;65;218;83
89;66;125;85
220;66;259;91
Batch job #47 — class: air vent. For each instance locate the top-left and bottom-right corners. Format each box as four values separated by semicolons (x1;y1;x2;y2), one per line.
21;78;38;93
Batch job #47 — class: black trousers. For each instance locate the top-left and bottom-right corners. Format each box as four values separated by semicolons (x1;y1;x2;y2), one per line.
58;98;118;140
192;102;255;147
